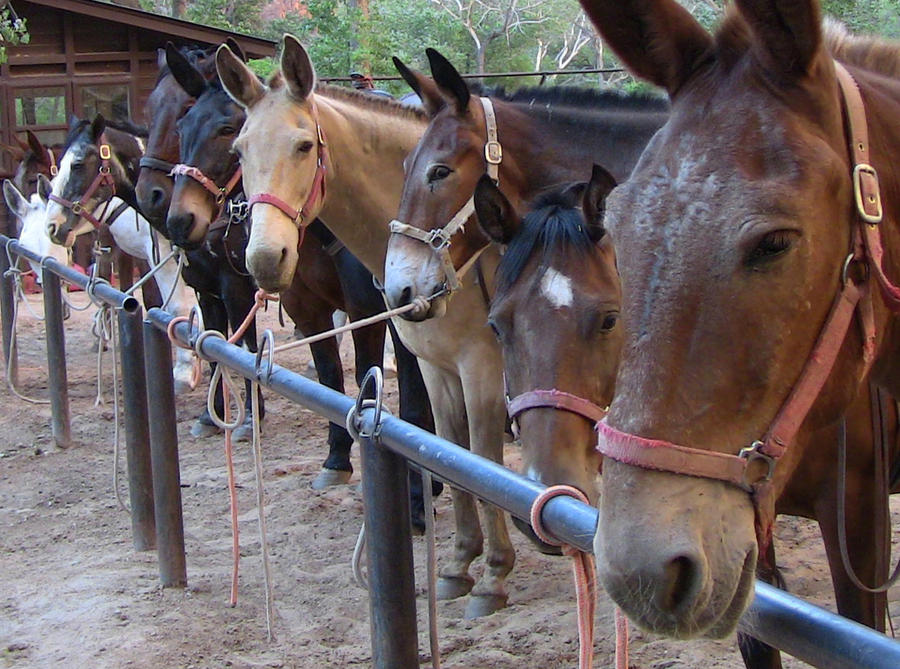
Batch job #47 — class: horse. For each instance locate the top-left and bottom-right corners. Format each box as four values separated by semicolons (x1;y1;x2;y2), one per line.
475;165;900;666
382;49;667;320
474;167;620;551
577;0;900;660
42;115;195;395
3;177;69;274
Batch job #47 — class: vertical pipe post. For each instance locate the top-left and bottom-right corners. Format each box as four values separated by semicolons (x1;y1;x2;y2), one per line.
119;306;155;551
0;248;18;386
360;432;419;668
143;319;186;587
41;268;71;449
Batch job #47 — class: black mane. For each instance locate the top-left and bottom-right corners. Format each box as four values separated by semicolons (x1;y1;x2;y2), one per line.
470;83;669;113
496;186;596;293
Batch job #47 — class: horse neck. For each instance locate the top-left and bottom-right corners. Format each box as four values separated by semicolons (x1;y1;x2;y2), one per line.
498;98;666;190
315;92;427;278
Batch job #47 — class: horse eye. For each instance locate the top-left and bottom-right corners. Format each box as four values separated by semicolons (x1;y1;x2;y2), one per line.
747;230;797;264
600;311;619;332
71;163;85;171
427;165;452;183
220;126;237;137
296;141;314;154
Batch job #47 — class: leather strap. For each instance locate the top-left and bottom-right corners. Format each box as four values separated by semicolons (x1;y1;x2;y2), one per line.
389;97;502;294
46;147;58;177
509;389;608;425
139;155;177;174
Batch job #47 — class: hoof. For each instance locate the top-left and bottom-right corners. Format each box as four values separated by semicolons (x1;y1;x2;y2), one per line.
231;416;260;443
436;575;474;601
190;417;221;438
311;468;352;490
464;593;508;618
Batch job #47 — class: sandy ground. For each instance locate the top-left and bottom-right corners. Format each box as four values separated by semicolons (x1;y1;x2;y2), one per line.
1;291;899;669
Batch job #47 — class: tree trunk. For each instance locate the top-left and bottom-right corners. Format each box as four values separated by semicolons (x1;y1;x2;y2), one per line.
173;0;187;19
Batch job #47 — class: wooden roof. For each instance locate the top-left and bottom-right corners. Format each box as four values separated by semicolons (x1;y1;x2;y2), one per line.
24;0;277;59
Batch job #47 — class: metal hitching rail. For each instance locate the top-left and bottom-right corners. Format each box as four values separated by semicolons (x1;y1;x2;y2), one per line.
3;233;900;668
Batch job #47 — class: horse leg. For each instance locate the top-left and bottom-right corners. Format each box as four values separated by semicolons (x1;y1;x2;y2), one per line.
191;292;228;438
389;320;441;534
223;275;264;443
461;363;515;618
420;360;482;601
737;540;784;669
134;256;162;309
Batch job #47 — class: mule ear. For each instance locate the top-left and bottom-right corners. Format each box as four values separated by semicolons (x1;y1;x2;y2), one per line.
167;42;207;98
3;179;27;218
217;44;265;109
474;175;518;245
25;130;45;160
90;114;106;142
734;0;822;76
582;164;617;242
37;174;53;202
427;48;469;114
392;56;446;116
281;34;316;101
225;37;246;63
578;0;714;97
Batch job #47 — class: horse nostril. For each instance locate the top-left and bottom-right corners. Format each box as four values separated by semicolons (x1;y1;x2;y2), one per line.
659;555;699;614
280;247;288;260
399;286;412;307
149;187;165;209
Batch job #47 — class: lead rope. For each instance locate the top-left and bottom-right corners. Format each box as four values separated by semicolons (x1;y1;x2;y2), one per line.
530;485;628;669
423;468;441;669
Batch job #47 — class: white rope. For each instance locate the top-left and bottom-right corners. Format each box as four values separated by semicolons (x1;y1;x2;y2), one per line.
4;275;50;404
352;523;368;590
250;379;276;641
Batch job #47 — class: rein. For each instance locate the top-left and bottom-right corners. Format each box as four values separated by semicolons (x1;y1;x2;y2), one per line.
596;61;893;558
169;162;243;223
49;133;117;229
245;101;328;244
389;97;502;294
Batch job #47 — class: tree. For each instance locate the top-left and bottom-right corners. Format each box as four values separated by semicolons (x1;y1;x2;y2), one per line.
0;3;28;65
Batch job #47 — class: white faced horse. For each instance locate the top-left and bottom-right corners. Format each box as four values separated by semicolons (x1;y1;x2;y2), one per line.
3;178;68;279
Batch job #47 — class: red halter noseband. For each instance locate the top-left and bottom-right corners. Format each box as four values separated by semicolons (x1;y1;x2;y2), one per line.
169;163;243;223
596;62;891;557
48;133;117;229
507;389;608;438
245;102;328;234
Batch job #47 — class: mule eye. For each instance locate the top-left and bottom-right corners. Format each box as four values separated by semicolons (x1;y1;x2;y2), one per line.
427;165;452;182
219;126;237;137
600;311;619;332
747;230;797;264
296;141;314;154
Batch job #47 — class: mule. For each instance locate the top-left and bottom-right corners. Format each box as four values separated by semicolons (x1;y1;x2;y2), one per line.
383;49;667;320
577;0;900;652
3;177;69;275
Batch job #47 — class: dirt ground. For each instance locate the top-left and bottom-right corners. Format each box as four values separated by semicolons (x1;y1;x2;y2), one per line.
2;291;899;669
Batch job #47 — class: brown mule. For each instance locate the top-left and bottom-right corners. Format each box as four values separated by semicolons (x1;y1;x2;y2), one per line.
578;0;900;655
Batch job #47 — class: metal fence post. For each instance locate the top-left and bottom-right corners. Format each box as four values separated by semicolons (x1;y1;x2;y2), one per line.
0;249;18;386
41;267;71;449
360;431;419;668
143;318;186;587
118;306;155;551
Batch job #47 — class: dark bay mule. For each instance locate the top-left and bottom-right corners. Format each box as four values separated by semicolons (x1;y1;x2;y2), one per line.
383;49;668;320
578;0;900;654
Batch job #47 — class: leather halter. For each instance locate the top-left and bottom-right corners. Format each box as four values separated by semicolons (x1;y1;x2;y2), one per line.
389;97;502;294
507;388;608;439
169;162;243;223
246;102;328;231
45;147;58;177
49;133;117;229
596;61;893;556
139;155;177;175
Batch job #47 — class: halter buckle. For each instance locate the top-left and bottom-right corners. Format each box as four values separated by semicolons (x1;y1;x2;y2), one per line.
316;122;327;147
99;144;112;161
71;201;83;215
485;141;503;165
227;199;250;223
852;163;883;224
50;165;58;177
738;440;775;491
425;228;451;251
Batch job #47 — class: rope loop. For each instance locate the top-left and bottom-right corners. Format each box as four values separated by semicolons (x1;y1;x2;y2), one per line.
530;485;590;553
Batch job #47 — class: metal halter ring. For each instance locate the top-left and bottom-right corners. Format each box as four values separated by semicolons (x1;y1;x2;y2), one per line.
738;440;776;491
254;329;276;384
425;228;451;251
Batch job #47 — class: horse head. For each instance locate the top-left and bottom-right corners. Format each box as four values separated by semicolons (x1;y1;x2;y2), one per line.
579;0;900;639
476;165;620;550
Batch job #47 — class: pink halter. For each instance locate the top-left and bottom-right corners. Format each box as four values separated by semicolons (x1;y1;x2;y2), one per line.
596;62;890;557
169;163;243;222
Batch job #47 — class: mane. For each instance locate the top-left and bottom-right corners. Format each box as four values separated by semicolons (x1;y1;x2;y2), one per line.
823;18;900;79
267;72;428;121
496;186;595;293
483;84;669;112
63;120;91;150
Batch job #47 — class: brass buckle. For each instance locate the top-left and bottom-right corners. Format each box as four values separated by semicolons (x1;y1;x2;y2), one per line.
71;201;83;215
738;440;776;491
484;141;502;165
852;163;883;224
316;122;327;147
99;144;112;161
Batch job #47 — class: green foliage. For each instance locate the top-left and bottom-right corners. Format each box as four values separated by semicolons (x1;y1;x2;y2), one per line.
822;0;900;38
185;0;265;35
0;7;29;65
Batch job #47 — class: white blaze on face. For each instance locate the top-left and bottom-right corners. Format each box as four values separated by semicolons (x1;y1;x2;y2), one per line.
540;267;574;309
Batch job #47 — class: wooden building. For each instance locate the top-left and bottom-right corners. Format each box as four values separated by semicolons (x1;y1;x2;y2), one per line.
1;0;275;171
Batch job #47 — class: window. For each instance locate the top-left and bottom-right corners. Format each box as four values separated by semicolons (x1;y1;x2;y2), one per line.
80;84;130;121
14;87;67;127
